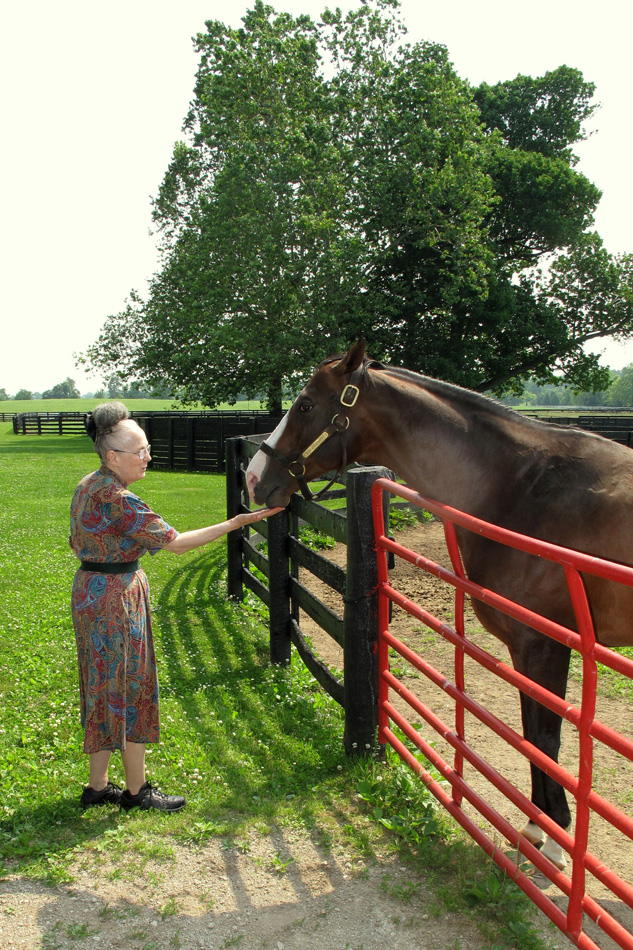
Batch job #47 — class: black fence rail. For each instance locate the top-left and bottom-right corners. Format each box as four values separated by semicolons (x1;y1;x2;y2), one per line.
135;411;283;472
226;434;391;753
12;408;633;466
570;415;633;446
519;411;633;446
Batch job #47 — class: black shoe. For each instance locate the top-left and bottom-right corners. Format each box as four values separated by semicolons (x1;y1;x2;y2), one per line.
120;780;186;813
80;782;123;809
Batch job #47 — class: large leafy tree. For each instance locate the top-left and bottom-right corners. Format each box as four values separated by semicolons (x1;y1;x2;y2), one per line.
84;0;633;407
453;67;633;394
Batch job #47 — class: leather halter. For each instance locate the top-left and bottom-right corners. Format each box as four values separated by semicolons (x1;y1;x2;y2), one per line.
259;376;361;501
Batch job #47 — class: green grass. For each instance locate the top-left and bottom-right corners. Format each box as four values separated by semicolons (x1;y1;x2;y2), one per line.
570;649;633;701
0;423;345;847
3;397;281;415
0;421;556;949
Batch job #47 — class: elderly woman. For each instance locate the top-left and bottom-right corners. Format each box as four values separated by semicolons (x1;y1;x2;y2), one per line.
70;402;281;812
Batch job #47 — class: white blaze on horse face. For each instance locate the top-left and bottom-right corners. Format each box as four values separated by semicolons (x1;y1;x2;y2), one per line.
245;410;290;502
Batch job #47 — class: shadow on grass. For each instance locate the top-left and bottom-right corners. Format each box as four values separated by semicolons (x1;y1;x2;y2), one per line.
0;548;366;879
154;550;347;809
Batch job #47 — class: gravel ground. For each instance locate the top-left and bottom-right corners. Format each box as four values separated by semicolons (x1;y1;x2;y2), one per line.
0;827;488;950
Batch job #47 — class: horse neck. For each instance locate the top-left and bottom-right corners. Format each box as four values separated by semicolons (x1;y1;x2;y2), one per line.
355;369;525;512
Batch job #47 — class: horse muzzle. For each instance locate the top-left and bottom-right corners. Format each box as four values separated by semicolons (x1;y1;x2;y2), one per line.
246;453;294;508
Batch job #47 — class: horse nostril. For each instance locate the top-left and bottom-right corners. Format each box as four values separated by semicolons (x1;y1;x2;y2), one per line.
246;471;258;500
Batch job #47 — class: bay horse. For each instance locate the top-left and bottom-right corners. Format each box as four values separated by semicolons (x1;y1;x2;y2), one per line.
246;340;633;869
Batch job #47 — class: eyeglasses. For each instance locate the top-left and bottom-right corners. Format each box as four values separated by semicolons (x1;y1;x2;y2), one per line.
111;444;152;460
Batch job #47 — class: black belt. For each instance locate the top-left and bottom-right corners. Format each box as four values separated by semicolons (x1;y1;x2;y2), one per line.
79;559;140;574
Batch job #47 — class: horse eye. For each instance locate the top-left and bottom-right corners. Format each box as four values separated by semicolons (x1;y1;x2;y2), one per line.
298;401;313;414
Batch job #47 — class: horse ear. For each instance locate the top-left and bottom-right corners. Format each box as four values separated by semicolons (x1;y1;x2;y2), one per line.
335;339;366;375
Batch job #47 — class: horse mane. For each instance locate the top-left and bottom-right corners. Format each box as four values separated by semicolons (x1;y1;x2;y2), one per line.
317;351;584;437
372;361;515;417
318;350;511;415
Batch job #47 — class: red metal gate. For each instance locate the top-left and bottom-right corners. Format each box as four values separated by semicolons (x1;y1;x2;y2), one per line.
372;478;633;950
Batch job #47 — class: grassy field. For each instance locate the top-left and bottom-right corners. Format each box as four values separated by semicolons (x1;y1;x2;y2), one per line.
2;398;276;415
0;422;556;949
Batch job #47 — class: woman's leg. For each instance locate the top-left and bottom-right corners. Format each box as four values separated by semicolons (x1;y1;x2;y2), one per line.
121;741;146;796
88;750;112;791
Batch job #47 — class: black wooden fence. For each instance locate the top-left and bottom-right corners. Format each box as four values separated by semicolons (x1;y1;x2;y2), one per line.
135;411;283;472
12;410;283;472
12;411;87;435
11;408;633;475
226;434;391;754
520;412;633;446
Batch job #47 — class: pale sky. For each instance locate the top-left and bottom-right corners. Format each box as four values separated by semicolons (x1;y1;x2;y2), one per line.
1;0;631;395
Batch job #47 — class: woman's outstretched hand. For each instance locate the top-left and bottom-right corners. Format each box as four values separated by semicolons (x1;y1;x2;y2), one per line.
232;507;285;529
163;507;286;555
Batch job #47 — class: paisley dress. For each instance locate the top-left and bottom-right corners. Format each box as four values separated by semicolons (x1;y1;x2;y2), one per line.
70;466;178;753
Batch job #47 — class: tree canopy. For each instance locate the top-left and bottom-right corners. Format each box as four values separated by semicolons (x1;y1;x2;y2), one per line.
83;0;633;409
42;378;80;399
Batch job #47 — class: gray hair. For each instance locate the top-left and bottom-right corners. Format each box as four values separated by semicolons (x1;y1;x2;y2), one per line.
85;402;131;462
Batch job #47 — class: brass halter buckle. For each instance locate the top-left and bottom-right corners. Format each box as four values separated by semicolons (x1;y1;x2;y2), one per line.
340;384;360;408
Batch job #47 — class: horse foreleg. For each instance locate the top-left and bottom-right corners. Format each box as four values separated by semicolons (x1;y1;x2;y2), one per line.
513;639;572;869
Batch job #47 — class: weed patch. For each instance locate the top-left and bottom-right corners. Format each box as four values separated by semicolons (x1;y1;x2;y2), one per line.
353;750;553;949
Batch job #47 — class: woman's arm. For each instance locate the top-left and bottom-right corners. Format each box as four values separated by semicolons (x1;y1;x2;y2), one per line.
163;507;284;555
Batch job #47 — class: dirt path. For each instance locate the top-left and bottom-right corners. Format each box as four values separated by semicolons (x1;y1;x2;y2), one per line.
1;827;486;950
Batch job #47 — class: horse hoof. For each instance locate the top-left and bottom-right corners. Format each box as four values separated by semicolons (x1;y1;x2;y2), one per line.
518;821;571;869
541;835;567;870
519;820;545;847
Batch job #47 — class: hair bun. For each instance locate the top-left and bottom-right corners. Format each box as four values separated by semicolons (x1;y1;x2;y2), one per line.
84;412;97;442
91;401;130;437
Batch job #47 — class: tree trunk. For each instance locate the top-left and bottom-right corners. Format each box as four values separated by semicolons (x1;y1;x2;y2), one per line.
267;378;283;416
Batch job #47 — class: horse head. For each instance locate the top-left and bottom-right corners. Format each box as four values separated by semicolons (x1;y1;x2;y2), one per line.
247;340;369;508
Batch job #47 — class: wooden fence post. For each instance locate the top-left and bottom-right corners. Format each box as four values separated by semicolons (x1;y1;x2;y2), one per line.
225;436;291;662
267;507;292;665
343;466;391;755
225;437;244;601
218;415;225;472
145;417;153;461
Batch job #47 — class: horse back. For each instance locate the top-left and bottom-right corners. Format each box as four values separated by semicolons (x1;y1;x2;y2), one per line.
460;424;633;649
